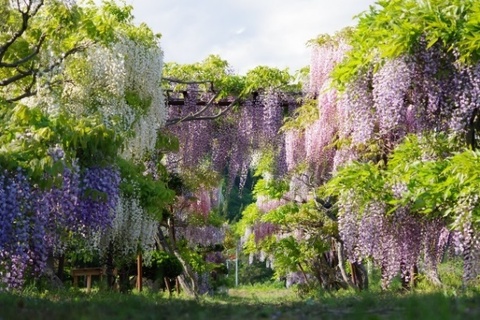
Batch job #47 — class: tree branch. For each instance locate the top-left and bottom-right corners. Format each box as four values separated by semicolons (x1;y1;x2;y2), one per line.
0;46;82;88
165;96;240;126
0;68;34;86
165;92;220;126
1;42;90;101
6;73;37;102
0;0;44;62
0;33;47;68
41;42;89;73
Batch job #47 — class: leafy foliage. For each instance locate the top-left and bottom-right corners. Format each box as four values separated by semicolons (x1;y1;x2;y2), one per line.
332;0;480;88
163;54;298;98
0;104;121;184
151;250;183;279
281;98;318;131
117;158;174;218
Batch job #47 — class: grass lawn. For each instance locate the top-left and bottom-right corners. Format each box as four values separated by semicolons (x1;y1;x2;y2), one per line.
1;283;480;320
1;261;479;319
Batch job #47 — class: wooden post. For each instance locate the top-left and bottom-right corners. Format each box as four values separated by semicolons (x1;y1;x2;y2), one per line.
86;275;92;293
235;241;239;287
164;277;171;296
176;277;180;295
137;253;143;292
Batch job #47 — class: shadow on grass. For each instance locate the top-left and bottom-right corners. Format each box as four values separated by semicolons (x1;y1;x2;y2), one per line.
1;288;480;320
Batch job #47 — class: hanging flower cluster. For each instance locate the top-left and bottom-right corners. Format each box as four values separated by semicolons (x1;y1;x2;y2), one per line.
93;192;159;266
337;196;448;288
61;36;166;160
173;187;226;249
164;87;299;190
0;164;120;289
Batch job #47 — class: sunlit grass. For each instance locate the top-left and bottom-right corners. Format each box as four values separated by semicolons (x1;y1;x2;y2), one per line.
1;261;480;319
1;285;480;320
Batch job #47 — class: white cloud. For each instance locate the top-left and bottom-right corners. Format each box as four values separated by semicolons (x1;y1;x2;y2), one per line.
127;0;377;74
235;27;246;35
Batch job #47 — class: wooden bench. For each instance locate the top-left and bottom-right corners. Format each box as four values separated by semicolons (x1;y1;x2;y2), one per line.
71;267;104;293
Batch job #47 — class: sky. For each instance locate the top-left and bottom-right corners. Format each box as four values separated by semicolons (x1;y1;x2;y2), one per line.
127;0;378;75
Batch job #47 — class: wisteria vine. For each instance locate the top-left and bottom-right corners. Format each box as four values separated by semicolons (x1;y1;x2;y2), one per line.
0;164;120;289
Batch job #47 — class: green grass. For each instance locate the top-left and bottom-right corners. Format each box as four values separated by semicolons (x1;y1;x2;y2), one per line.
1;284;480;320
1;261;479;320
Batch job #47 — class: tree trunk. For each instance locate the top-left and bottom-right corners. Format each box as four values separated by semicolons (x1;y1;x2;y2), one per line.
336;241;368;290
164;277;172;296
56;254;65;281
297;262;309;284
401;264;418;290
105;241;116;290
118;265;130;293
462;228;476;287
43;252;64;290
336;241;354;289
156;226;198;298
351;262;368;290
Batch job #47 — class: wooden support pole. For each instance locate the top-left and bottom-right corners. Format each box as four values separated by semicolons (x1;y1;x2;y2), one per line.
86;275;92;293
137;253;143;292
164;277;172;297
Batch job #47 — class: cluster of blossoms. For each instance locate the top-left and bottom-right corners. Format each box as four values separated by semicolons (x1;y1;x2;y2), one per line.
172;188;226;249
0;171;35;289
302;39;350;176
175;225;226;248
164;87;299;190
0;163;120;289
253;222;278;245
451;195;480;282
300;41;456;173
337;194;448;288
62;37;166;160
93;192;159;266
